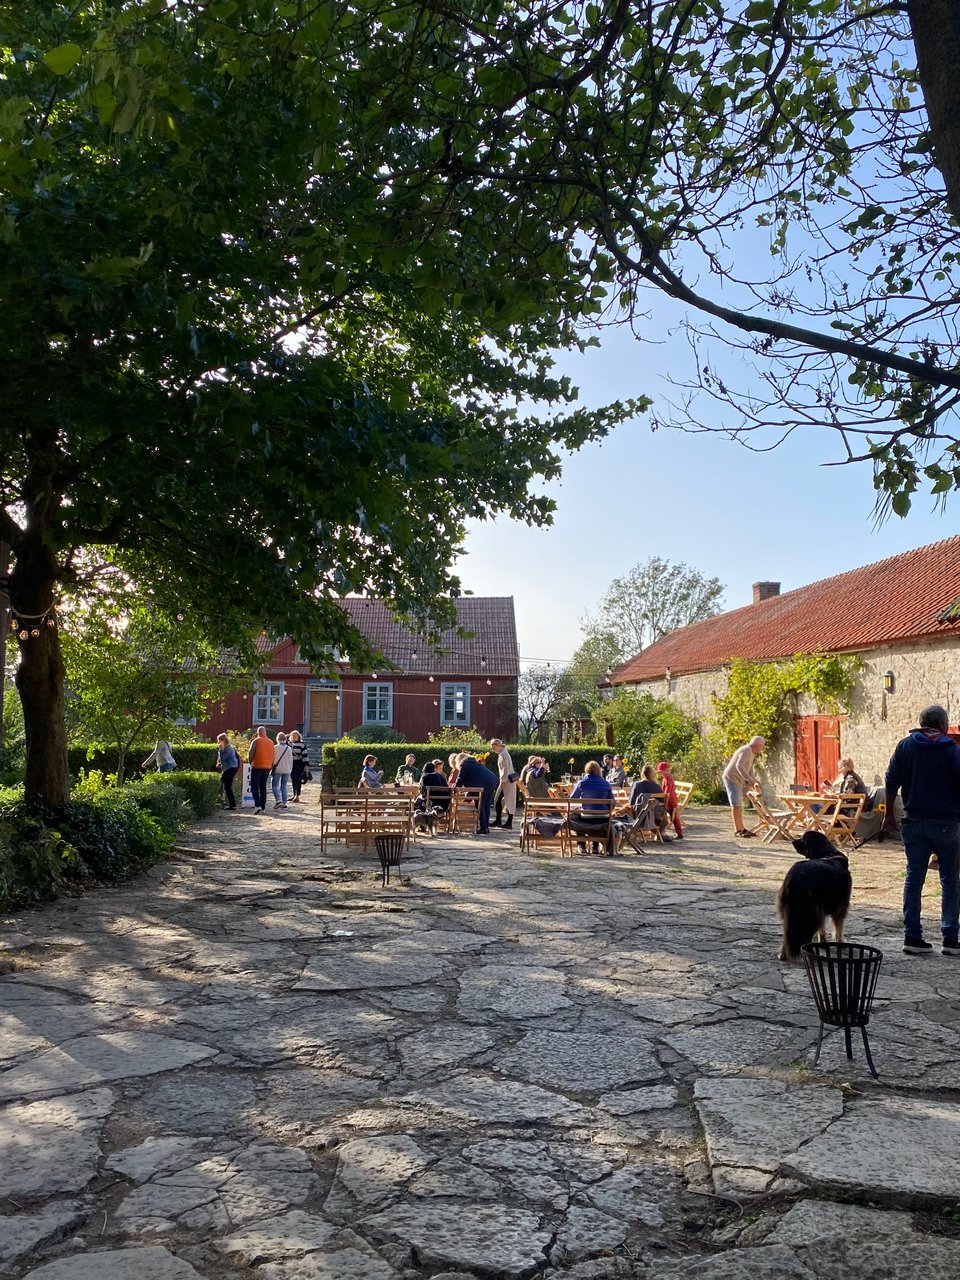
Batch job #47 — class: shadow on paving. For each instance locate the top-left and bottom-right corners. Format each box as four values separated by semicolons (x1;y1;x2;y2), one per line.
1;803;960;1280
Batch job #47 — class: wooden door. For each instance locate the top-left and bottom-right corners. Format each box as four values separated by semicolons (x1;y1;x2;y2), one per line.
308;688;339;737
794;716;841;791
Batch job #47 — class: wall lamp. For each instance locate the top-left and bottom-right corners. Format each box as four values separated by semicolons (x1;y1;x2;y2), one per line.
883;671;895;693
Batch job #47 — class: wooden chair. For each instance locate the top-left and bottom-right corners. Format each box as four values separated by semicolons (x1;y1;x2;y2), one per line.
366;796;413;847
568;797;615;855
423;785;454;833
450;788;484;834
823;793;866;848
673;781;694;819
622;792;667;853
520;798;571;856
747;793;797;843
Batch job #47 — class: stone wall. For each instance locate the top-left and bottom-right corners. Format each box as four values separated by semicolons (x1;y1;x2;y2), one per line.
618;634;960;799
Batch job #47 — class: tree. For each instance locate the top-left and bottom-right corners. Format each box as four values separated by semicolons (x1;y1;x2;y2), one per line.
556;632;625;721
4;2;957;802
518;664;567;741
60;603;240;783
1;1;639;802
585;559;725;659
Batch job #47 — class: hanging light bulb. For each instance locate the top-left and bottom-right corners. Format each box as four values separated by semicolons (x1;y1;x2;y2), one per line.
31;628;40;638
46;617;55;628
428;675;435;683
19;629;28;640
486;678;492;686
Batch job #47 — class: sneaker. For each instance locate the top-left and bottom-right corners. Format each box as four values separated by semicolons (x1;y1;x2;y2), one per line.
735;829;756;838
943;936;960;956
274;802;282;809
903;936;933;954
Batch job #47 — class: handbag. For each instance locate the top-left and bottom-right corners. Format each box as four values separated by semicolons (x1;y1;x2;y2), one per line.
508;771;520;783
303;765;313;783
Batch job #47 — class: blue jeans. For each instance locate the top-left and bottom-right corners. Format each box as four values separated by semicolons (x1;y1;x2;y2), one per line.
271;773;289;805
902;817;960;940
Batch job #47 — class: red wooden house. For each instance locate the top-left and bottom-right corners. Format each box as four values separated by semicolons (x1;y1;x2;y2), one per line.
196;597;519;747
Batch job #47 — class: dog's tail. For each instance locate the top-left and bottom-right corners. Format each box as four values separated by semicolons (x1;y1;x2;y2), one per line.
777;881;822;961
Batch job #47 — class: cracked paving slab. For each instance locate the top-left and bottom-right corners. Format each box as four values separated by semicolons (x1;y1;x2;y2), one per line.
6;804;960;1279
0;1031;217;1101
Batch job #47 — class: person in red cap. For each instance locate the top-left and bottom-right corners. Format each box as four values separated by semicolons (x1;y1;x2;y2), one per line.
656;762;683;840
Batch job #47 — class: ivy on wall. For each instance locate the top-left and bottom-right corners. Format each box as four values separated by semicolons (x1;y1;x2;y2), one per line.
712;654;861;756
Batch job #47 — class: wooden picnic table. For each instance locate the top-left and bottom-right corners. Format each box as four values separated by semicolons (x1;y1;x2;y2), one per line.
777;793;835;835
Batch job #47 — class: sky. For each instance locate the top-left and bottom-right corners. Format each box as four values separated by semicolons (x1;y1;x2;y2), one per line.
456;305;959;670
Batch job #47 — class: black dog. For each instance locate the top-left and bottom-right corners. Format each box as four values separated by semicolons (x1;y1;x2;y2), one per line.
776;830;852;961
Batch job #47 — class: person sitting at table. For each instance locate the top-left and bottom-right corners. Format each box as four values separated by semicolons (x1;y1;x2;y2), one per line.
358;754;384;790
630;765;671;840
570;761;617;855
395;753;420;785
431;758;447;779
454;752;498;834
822;757;868;798
606;754;627;787
419;759;451;812
522;755;552;800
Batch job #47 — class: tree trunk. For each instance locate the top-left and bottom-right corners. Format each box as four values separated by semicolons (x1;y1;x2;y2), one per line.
15;618;69;806
9;527;70;806
908;0;960;225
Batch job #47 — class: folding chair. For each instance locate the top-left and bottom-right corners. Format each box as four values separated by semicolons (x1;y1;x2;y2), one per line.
450;788;484;834
747;793;797;843
620;793;667;853
673;781;694;819
568;798;615;856
823;794;866;848
423;785;454;833
520;798;571;856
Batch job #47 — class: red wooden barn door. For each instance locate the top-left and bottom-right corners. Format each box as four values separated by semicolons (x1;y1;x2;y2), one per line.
794;716;841;791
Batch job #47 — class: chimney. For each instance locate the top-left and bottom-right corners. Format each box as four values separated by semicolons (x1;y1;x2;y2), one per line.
752;581;780;605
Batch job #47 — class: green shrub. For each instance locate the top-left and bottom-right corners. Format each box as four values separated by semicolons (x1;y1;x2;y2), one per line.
144;770;221;819
674;736;728;805
130;781;192;834
322;742;610;789
0;805;78;906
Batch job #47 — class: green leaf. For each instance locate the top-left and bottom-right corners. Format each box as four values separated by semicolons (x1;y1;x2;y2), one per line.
43;43;82;75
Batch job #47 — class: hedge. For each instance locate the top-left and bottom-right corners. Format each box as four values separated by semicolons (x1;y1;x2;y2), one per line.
68;742;219;778
322;742;611;789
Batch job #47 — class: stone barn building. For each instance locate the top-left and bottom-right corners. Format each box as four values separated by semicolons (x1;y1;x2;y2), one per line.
607;536;960;796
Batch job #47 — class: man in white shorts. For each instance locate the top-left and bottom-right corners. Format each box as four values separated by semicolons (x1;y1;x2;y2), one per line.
722;736;765;838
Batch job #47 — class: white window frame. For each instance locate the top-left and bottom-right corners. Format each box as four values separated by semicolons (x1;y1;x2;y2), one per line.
254;680;285;724
440;682;470;726
363;682;393;725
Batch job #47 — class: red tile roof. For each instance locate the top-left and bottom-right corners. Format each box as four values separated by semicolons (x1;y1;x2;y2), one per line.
258;597;519;677
609;535;960;684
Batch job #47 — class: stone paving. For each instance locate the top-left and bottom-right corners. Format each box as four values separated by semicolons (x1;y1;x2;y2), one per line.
3;803;960;1279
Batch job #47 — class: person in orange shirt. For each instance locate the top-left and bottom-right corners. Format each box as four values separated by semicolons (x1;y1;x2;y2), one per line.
657;761;684;840
248;726;275;815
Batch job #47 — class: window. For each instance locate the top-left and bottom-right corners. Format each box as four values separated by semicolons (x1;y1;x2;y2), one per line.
363;682;393;724
254;681;284;723
440;682;470;726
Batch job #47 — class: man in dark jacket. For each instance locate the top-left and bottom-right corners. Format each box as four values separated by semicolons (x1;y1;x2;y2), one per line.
455;754;498;834
885;704;960;955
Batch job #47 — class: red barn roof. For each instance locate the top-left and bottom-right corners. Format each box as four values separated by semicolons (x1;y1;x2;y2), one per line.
609;535;960;684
